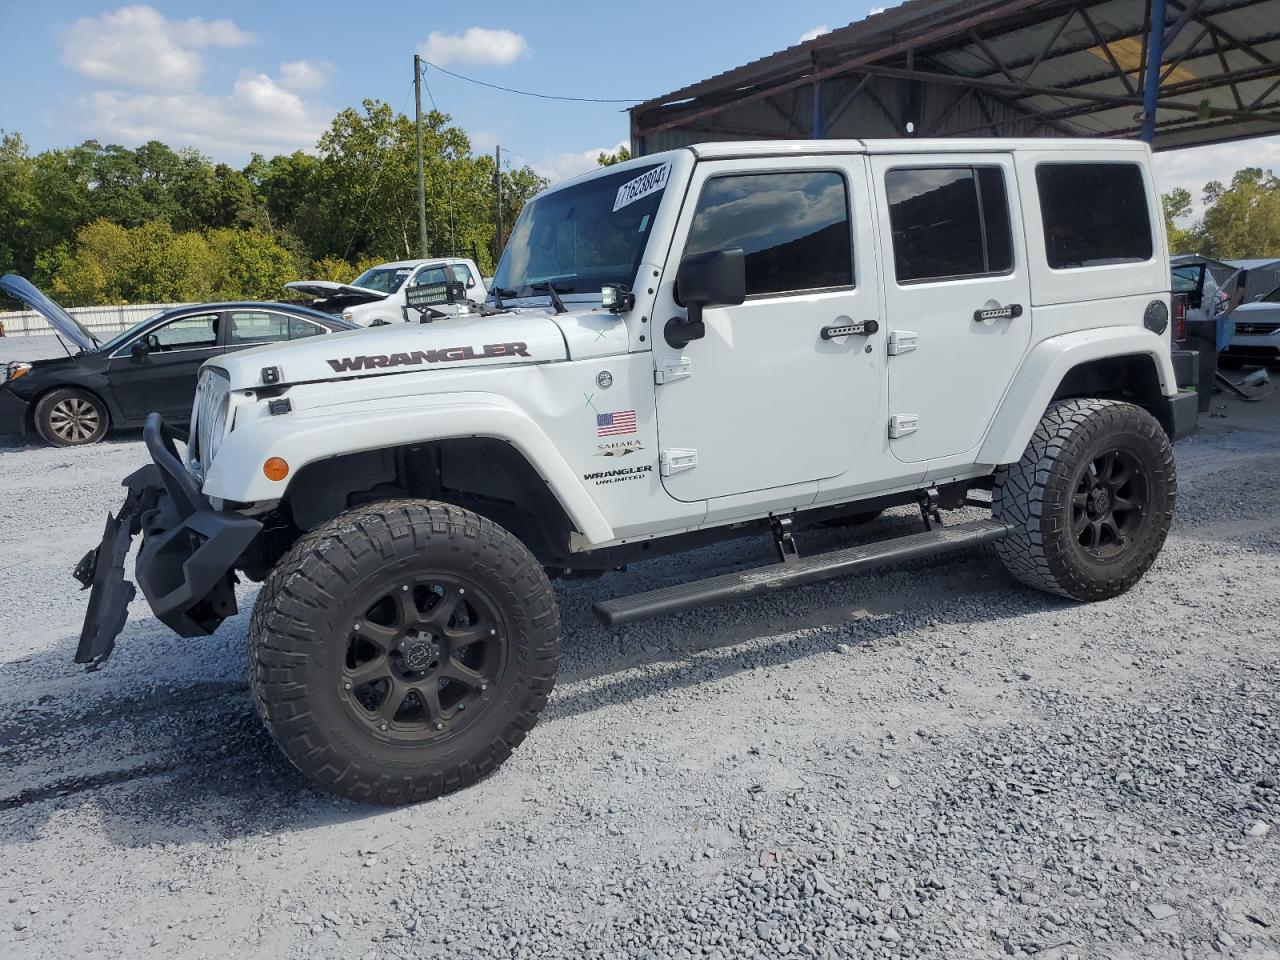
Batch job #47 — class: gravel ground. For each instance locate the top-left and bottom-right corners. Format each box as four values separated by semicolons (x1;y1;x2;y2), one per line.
1;337;1277;960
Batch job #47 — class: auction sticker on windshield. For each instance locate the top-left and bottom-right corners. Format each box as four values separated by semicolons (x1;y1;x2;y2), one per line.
613;164;671;212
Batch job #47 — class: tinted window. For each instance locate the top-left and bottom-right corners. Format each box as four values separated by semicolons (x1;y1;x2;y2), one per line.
1036;163;1153;269
288;315;323;339
150;313;219;350
450;262;474;286
685;171;852;296
885;166;1013;282
229;311;290;345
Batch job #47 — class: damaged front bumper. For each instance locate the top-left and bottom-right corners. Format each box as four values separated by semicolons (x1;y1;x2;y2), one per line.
73;413;262;668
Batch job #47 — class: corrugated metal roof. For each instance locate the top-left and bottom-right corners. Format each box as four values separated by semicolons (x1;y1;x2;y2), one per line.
631;0;1280;153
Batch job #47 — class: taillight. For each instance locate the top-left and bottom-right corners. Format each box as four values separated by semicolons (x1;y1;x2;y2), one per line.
1172;295;1187;342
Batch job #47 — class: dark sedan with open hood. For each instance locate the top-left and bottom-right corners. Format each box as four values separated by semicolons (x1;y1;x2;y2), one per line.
0;274;358;446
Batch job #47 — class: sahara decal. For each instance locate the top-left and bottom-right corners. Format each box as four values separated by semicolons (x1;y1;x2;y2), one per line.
326;341;529;373
582;463;653;486
596;440;645;457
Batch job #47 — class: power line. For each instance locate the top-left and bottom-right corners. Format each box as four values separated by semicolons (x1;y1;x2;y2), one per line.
418;58;641;104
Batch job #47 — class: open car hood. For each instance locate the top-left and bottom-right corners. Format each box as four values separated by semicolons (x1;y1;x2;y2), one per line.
284;280;389;306
0;273;99;352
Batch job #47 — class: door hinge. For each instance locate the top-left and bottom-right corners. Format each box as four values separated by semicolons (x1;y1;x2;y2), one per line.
888;414;920;439
654;357;691;385
660;448;698;476
886;330;918;356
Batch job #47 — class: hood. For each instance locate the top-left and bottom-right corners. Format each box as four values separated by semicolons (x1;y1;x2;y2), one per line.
0;274;99;352
210;312;569;388
284;280;389;305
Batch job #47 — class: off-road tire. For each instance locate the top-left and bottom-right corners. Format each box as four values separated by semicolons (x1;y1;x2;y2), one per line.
34;387;109;446
247;499;560;805
992;399;1175;601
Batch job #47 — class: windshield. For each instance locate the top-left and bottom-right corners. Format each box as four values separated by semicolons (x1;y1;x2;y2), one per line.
352;266;412;293
491;162;671;297
97;311;167;353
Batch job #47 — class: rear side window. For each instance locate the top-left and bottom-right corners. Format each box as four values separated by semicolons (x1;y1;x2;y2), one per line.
1036;163;1153;269
685;171;853;297
885;166;1013;283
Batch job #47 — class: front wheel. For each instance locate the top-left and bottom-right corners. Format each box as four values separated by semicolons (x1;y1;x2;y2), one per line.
35;388;109;446
247;500;560;805
993;398;1175;601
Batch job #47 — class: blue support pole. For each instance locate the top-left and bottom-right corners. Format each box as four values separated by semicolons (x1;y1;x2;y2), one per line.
1140;0;1168;144
811;80;824;138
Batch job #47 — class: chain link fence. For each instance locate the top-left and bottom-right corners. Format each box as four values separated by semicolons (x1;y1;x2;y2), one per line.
0;302;191;338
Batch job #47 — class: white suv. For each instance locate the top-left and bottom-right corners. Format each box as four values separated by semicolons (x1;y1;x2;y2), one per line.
286;257;487;326
76;138;1198;805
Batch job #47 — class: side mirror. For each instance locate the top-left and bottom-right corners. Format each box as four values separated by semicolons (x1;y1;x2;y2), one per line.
131;339;150;362
666;247;745;348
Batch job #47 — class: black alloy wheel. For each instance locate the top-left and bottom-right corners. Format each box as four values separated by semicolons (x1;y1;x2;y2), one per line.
343;575;507;743
1071;448;1148;560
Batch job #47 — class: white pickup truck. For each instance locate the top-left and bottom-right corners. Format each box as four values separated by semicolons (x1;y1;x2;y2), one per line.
286;257;487;326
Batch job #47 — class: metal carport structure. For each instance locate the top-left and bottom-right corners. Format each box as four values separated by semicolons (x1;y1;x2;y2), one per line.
629;0;1280;154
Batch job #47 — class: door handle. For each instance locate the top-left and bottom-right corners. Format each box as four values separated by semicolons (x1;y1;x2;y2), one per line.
820;319;878;340
973;303;1023;323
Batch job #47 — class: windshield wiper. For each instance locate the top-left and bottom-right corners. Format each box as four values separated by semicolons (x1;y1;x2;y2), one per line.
491;286;520;310
529;281;568;315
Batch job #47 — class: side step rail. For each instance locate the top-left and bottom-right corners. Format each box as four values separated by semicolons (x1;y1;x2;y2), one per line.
592;519;1011;628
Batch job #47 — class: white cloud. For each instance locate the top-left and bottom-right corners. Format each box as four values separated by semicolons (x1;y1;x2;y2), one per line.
278;60;333;92
533;141;628;185
870;6;888;14
83;70;327;157
419;27;528;67
1152;135;1280;221
62;4;253;91
798;25;831;44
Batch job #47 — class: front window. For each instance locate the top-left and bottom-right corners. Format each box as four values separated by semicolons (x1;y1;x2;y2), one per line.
352;266;413;293
148;313;220;350
491;162;670;297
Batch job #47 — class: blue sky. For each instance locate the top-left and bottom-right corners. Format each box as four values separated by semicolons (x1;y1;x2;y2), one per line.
0;0;1274;208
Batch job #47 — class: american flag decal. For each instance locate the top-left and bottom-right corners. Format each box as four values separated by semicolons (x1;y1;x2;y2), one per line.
597;410;637;437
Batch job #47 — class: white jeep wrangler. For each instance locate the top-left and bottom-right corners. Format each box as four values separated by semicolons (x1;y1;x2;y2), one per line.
76;138;1199;805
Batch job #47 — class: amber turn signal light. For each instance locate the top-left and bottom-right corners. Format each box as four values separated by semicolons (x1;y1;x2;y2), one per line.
263;457;289;481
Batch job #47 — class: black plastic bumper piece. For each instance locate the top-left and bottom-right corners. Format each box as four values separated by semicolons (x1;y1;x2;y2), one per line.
1166;389;1199;443
73;413;262;667
0;386;29;440
74;465;161;668
593;518;1012;628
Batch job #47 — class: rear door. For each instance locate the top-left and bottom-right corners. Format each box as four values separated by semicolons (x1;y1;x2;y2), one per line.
869;153;1032;463
106;311;226;421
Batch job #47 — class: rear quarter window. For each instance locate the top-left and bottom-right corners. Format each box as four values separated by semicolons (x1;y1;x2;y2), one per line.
1036;163;1153;269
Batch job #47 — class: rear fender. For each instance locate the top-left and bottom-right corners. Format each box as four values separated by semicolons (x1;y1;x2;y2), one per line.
201;391;614;544
978;327;1177;466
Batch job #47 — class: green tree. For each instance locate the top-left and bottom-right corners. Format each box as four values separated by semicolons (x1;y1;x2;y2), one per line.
1196;168;1280;259
597;146;632;167
1161;187;1196;254
207;227;298;300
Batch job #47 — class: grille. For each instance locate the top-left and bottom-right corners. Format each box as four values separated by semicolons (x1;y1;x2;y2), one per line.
191;367;231;474
1235;321;1280;335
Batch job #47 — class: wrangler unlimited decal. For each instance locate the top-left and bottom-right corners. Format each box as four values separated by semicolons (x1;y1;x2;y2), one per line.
326;341;530;373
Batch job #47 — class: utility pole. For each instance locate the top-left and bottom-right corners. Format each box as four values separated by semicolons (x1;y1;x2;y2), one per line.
494;145;504;263
413;54;429;258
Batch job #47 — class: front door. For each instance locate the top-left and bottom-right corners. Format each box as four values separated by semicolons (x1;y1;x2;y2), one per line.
869;154;1032;463
651;157;883;502
107;311;226;421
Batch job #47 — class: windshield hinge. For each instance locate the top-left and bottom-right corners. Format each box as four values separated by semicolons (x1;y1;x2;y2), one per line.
654;358;691;385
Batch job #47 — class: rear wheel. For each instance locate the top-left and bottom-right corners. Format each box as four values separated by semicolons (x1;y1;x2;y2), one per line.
35;388;108;446
247;499;560;805
993;398;1175;601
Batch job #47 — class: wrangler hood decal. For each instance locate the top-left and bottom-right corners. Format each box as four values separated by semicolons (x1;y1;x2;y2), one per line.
209;314;566;389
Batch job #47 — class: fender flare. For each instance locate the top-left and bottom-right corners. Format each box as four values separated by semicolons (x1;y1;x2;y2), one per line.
201;391;614;543
978;327;1177;466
